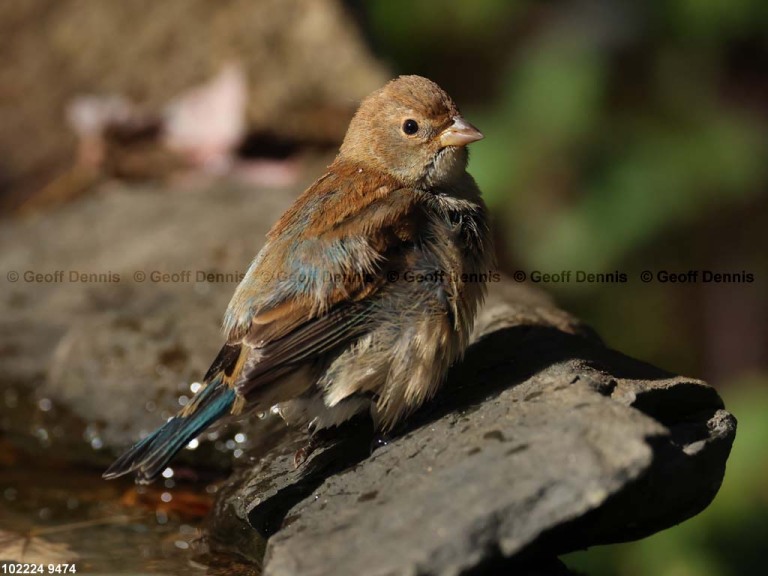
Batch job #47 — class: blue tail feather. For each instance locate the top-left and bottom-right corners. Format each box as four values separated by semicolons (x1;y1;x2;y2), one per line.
103;382;235;483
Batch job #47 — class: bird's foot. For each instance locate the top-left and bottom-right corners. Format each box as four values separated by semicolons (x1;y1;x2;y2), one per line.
293;436;319;468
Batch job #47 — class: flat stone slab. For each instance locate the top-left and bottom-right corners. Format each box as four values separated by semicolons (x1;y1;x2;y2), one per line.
210;282;736;575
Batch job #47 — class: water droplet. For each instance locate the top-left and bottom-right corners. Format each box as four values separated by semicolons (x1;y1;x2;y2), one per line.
178;395;189;406
164;479;175;489
35;427;50;445
186;438;199;450
233;448;243;458
190;382;202;394
38;507;52;520
156;510;169;524
145;401;157;412
225;439;236;450
174;540;190;550
162;467;174;479
84;424;103;449
234;432;246;443
160;492;172;503
38;398;53;412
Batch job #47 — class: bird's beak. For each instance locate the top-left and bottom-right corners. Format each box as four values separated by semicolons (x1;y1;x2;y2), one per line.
439;116;484;147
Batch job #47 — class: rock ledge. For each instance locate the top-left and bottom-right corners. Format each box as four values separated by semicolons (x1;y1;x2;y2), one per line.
211;281;736;576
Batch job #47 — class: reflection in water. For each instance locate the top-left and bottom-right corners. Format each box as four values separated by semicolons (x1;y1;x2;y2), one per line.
0;461;260;575
0;380;295;575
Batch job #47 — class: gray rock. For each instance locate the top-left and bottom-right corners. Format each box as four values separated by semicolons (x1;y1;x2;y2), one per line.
0;178;302;467
210;282;735;576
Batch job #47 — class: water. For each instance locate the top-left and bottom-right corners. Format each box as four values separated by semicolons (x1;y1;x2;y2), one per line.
0;460;260;575
0;381;298;575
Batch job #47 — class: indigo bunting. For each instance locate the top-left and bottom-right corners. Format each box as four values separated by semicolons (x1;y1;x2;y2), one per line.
104;75;494;483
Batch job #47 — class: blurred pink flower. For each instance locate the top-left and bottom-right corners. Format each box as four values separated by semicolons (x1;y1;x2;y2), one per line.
162;63;248;174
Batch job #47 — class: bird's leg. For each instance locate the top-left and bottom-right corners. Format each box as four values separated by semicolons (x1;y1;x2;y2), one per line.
293;438;318;468
293;426;320;468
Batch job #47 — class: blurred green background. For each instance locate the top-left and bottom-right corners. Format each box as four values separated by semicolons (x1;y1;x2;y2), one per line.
360;0;767;574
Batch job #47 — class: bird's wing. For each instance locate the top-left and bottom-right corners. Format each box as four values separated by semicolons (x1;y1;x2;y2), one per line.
204;166;425;405
200;301;374;410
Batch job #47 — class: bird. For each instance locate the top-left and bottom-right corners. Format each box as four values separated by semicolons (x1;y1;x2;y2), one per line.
103;75;494;483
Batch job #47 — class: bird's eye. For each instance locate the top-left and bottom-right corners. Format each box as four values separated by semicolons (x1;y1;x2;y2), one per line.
402;119;419;135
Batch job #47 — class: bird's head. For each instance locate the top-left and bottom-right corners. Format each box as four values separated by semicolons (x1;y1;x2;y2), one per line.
338;75;483;188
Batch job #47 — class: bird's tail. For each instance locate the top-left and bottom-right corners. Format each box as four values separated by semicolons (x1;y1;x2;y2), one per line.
102;379;236;483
